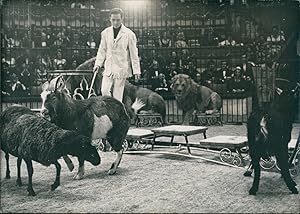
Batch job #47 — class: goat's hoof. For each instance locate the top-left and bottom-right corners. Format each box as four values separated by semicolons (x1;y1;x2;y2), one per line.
51;182;60;191
108;169;116;175
290;187;298;194
16;179;22;187
243;171;252;177
73;173;84;180
249;188;257;195
27;190;36;196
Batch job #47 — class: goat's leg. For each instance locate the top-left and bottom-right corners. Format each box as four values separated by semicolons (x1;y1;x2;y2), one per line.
24;159;36;196
276;149;298;194
16;157;22;186
51;160;61;191
249;157;261;195
73;157;85;180
5;153;10;179
108;149;123;175
107;133;125;175
62;155;74;172
244;161;253;177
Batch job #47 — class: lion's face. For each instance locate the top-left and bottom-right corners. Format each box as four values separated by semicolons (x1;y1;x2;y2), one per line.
170;74;191;97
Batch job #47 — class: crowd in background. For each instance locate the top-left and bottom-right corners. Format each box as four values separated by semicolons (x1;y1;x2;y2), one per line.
1;8;286;98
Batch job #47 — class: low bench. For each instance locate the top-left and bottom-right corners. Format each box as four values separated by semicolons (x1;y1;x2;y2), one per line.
124;128;154;150
199;135;248;166
151;125;208;154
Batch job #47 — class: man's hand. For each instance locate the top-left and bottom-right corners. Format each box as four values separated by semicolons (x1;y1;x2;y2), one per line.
93;65;100;73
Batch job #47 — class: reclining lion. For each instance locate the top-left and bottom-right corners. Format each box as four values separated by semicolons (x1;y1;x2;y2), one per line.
170;74;222;125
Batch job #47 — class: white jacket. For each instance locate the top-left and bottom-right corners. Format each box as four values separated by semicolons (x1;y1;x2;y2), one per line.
94;24;141;79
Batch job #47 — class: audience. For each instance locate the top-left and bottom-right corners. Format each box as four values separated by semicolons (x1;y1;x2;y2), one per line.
1;2;290;99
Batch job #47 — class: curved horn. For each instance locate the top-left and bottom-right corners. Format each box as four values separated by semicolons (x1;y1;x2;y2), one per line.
54;75;65;91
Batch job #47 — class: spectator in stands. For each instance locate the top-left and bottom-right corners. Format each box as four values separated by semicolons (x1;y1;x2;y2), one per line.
168;50;180;67
19;61;33;90
40;30;49;48
240;53;255;82
30;24;41;48
86;34;97;49
41;53;53;70
53;32;68;48
7;30;21;48
80;25;88;46
219;34;237;46
70;49;83;65
166;62;179;84
172;25;185;44
34;60;48;86
69;59;78;70
73;33;83;49
143;60;163;89
267;25;285;55
1;27;8;48
215;60;232;83
45;24;57;47
84;50;93;62
227;66;247;93
175;33;189;48
182;61;198;81
1;59;13;95
201;59;217;85
64;25;73;45
10;73;28;97
267;25;285;44
16;49;34;71
3;49;16;68
158;31;172;48
179;49;191;67
53;51;67;70
255;54;276;109
153;73;169;96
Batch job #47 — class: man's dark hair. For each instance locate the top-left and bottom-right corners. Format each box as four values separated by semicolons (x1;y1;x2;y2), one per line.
110;8;124;18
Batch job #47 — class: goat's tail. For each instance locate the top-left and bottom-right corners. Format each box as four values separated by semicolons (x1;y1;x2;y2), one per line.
131;98;146;114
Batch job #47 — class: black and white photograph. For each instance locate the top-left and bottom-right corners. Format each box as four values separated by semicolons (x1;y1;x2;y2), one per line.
0;0;300;213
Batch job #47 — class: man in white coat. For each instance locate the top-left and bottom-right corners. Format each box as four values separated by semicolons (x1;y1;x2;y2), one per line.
93;8;141;102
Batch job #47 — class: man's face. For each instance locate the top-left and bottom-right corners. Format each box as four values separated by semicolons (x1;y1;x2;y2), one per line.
110;14;122;28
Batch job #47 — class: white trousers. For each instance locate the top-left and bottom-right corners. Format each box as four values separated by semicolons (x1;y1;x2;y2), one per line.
101;75;126;102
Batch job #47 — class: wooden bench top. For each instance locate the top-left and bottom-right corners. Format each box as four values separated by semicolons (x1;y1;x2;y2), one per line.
200;135;248;149
151;125;208;136
126;128;154;139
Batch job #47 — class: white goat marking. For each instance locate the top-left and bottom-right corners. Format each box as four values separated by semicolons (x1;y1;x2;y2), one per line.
260;116;268;140
91;114;113;140
40;90;51;113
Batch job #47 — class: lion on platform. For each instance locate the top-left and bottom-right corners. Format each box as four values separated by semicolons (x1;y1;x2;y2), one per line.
170;74;222;125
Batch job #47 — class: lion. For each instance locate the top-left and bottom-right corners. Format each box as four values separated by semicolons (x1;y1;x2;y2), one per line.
70;57;166;124
170;74;222;125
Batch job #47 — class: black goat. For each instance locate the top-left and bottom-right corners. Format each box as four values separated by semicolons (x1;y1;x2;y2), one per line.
0;105;101;196
40;76;130;179
245;79;299;195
